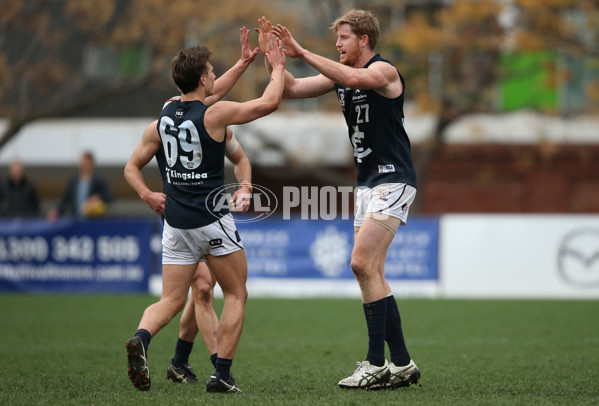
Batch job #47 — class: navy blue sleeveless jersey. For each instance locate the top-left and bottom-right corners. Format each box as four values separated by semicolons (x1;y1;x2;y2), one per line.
156;99;228;229
334;54;417;188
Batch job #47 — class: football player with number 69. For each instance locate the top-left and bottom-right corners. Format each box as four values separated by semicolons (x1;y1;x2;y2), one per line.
123;29;286;394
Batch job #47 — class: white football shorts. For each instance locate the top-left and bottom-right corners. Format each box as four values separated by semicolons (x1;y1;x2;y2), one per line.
162;213;244;265
354;183;417;228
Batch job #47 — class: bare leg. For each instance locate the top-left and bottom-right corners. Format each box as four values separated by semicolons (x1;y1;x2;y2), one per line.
177;262;218;354
192;262;219;355
138;263;197;335
351;220;395;303
206;250;247;360
170;262;218;378
178;296;199;342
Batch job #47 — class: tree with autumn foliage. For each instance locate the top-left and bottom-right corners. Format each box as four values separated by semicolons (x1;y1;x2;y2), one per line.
0;0;297;151
380;0;599;185
2;0;598;168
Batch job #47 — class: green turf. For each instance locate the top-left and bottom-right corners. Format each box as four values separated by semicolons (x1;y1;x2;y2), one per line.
0;295;597;405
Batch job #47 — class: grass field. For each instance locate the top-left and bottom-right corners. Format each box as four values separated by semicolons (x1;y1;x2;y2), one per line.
0;295;597;405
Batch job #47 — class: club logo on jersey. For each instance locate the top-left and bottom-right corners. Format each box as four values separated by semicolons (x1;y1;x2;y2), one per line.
351;126;372;163
401;203;409;212
337;88;345;108
378;164;396;173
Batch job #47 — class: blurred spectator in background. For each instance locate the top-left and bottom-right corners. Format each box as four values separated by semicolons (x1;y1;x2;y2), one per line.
0;159;40;218
47;151;113;220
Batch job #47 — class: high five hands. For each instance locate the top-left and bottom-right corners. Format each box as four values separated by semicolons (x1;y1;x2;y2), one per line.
263;29;286;70
256;16;304;59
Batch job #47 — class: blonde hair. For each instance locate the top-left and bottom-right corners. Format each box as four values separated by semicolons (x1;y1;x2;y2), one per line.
331;9;380;50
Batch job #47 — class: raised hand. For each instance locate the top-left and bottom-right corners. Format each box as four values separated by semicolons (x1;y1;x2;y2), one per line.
255;16;274;54
264;33;286;69
240;26;259;64
272;24;304;58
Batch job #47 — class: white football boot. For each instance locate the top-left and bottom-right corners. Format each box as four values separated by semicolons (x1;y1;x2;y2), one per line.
369;359;421;390
338;360;390;389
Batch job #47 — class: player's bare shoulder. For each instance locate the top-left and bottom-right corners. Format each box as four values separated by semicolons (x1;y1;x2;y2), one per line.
370;61;402;99
162;95;181;109
142;120;161;144
202;100;233;142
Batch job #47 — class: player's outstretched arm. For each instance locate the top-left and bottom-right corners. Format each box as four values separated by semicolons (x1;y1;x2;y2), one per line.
273;24;391;92
205;27;260;106
204;34;286;136
124;120;166;215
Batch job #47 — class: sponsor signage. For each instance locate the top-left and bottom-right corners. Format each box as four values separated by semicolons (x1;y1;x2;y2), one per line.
236;216;439;281
442;215;599;298
0;219;156;292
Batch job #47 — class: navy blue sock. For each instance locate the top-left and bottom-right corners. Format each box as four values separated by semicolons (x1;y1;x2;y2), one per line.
135;329;152;352
215;357;233;379
363;298;387;367
385;295;411;366
172;338;194;367
210;353;218;368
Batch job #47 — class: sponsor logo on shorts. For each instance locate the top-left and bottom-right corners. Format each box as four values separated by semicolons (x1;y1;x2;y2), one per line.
209;238;223;247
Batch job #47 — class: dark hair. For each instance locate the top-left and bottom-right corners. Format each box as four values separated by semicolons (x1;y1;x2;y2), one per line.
82;151;94;162
171;46;212;94
331;9;380;50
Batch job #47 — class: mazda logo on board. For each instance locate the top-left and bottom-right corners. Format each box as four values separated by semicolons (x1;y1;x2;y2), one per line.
557;229;599;288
